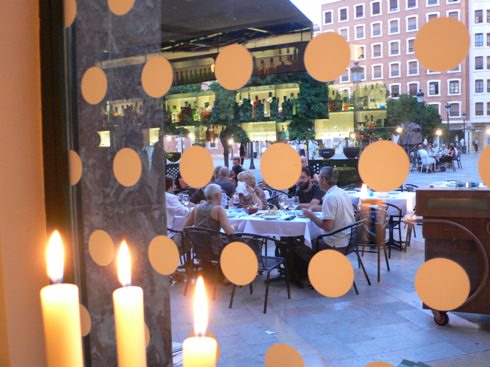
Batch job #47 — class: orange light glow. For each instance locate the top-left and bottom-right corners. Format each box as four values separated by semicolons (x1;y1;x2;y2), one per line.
193;276;209;337
46;230;64;283
117;240;132;287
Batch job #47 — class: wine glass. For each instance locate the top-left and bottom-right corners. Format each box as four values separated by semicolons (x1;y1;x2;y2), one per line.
278;195;288;211
292;196;300;210
182;194;190;207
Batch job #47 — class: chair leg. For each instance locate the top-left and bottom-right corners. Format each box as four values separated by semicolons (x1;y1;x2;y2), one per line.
249;283;253;295
377;246;381;282
356;251;371;286
229;285;236;309
264;271;271;314
383;245;390;272
353;281;359;295
213;265;219;301
284;264;291;299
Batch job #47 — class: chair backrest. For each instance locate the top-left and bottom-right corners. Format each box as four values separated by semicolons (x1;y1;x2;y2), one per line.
345;220;367;254
184;226;226;262
358;206;389;245
382;202;402;217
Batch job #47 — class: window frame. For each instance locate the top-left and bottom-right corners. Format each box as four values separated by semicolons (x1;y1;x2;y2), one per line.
354;24;366;40
406;0;418;10
388;18;400;35
372;42;383;59
427;80;441;96
447;79;461;96
338;7;349;23
406;15;418;32
371;1;382;16
407;59;419;76
389;40;401;56
371;21;383;38
407;81;420;96
323;10;333;25
372;64;384;80
389;83;401;98
354;3;365;19
389;61;401;78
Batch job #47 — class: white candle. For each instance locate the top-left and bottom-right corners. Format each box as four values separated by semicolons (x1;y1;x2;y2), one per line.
406;193;415;214
183;276;217;367
113;241;147;367
40;231;84;367
359;183;368;200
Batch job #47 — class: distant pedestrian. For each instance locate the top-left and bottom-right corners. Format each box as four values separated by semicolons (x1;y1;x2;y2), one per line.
473;139;479;153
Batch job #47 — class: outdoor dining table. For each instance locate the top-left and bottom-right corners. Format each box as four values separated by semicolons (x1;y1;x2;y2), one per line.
346;190;416;215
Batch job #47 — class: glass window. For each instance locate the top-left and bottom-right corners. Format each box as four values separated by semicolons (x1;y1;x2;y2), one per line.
475;79;484;93
389;41;400;55
475;56;483;70
475;102;484;116
373;65;383;79
488;56;490;69
487;102;490;115
449;80;460;94
447;11;459;20
427;0;438;5
339;28;349;41
355;25;365;40
390;63;400;77
390;84;400;97
487;10;490;23
408;83;418;96
475;10;483;24
372;44;382;58
339;8;348;21
389;19;399;34
427;13;438;21
408;60;418;75
407;16;417;31
450;103;460;117
407;39;414;53
428;81;439;95
475;33;483;47
356;46;366;60
372;1;381;16
487;79;490;93
487;33;490;46
340;69;349;82
324;11;333;24
372;22;382;37
355;4;364;18
407;0;417;9
390;0;399;12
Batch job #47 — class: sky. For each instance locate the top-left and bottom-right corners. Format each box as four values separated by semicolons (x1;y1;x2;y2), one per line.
290;0;322;26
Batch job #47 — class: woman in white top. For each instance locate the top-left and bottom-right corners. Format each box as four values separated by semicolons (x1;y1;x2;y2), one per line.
165;176;194;231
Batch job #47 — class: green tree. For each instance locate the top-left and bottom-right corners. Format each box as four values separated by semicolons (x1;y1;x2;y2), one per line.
208;82;249;167
386;94;442;137
288;73;329;141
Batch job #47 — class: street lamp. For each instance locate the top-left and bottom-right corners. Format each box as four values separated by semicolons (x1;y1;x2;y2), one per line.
351;62;363;145
396;126;403;134
445;102;451;144
416;89;425;128
435;128;442;149
462;112;467;153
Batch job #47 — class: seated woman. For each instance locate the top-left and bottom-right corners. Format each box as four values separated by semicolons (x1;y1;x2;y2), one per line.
440;143;456;166
236;171;267;209
175;171;206;204
184;184;237;259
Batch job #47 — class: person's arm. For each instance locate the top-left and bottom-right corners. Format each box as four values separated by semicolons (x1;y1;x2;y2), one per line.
184;207;196;228
217;207;237;235
302;209;334;231
167;194;190;217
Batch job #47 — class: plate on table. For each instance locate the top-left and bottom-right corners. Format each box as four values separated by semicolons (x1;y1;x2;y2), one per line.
262;215;280;220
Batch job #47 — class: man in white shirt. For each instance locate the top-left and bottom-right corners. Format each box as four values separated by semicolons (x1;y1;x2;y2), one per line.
165;176;194;232
302;167;355;248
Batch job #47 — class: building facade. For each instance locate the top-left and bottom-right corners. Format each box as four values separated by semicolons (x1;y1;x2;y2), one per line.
320;0;473;145
469;0;490;149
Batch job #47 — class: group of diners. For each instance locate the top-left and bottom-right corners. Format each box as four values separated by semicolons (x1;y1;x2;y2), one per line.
165;158;356;287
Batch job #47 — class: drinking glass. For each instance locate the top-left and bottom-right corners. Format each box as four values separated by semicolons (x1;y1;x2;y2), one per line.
278;195;288;211
182;194;190;207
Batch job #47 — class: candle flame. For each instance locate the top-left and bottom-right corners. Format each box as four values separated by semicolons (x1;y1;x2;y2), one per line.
117;240;131;287
46;230;64;283
360;183;368;199
193;276;208;337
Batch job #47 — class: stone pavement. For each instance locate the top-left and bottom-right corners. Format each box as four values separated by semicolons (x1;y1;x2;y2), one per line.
169;233;490;367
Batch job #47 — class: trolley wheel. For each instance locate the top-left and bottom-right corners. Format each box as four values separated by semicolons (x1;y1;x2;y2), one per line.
433;311;449;326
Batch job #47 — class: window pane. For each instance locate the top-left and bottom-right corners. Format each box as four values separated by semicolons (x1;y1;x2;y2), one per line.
407;0;416;8
475;102;484;116
325;11;332;24
372;2;381;15
409;84;417;96
475;80;484;93
356;5;364;18
391;85;400;97
450;103;460;116
476;56;483;69
475;10;483;23
476;34;483;47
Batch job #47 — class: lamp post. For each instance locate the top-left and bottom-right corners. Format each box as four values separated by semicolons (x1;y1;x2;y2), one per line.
445;102;451;145
351;62;363;146
249;141;255;170
462;112;467;153
416;89;425;129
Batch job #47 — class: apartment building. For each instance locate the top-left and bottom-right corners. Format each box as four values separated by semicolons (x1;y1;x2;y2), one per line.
469;0;490;149
320;0;469;142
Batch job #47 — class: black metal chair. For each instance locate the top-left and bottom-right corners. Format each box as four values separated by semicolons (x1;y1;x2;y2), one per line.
357;206;390;282
313;220;371;295
183;226;229;300
228;233;291;314
167;228;187;266
383;203;405;257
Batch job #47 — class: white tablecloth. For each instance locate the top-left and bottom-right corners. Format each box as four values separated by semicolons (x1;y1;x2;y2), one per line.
346;191;415;215
172;212;323;248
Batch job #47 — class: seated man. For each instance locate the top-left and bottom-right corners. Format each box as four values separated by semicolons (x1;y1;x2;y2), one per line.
302;166;355;248
185;184;237;259
214;167;235;198
296;167;325;209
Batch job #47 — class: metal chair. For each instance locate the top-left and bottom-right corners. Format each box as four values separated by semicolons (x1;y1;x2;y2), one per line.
228;233;290;313
183;226;229;300
382;203;406;257
357;206;390;282
313;220;371;294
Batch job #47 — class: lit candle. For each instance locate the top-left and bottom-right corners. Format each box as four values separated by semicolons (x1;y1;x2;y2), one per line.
406;193;415;214
359;183;368;200
40;231;84;367
183;276;217;367
113;241;147;367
